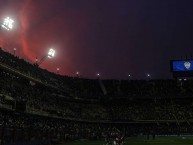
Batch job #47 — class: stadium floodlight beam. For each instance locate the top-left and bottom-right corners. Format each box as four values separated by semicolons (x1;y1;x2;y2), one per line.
37;48;56;65
1;17;14;31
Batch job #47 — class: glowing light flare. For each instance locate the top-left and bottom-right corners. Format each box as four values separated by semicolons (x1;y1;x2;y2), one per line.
147;73;151;77
1;17;14;31
48;48;55;58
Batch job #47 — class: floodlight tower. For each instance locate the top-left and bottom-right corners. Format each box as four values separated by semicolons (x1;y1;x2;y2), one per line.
75;71;80;78
97;73;100;79
37;48;55;65
147;73;151;78
1;17;14;31
0;17;14;49
146;73;151;80
13;48;16;55
128;74;131;80
57;68;60;74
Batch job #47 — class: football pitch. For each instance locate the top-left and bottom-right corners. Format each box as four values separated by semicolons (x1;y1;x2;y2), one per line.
61;137;193;145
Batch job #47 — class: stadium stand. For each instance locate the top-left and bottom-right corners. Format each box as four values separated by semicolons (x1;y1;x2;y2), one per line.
0;47;193;144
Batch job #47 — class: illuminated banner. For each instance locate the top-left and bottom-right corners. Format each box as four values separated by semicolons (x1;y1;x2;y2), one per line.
172;60;193;71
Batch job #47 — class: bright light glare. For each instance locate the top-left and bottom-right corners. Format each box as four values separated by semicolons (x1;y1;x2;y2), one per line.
147;74;150;77
48;48;55;58
1;17;14;31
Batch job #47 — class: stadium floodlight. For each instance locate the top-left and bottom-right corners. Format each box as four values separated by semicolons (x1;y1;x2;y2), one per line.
1;17;14;31
57;68;60;74
35;56;38;63
76;72;79;77
13;48;16;55
147;73;151;78
97;73;101;79
37;48;56;65
48;48;55;58
128;74;131;80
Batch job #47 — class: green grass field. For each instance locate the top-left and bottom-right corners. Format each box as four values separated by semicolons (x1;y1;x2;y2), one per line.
61;137;193;145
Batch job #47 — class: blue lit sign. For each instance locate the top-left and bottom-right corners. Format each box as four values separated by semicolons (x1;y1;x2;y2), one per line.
172;60;193;71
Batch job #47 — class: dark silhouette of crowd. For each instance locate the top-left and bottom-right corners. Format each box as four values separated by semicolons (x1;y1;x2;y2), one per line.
0;47;193;144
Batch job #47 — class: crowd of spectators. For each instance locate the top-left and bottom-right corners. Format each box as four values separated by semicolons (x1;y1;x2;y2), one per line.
0;109;193;145
1;66;193;122
0;48;193;144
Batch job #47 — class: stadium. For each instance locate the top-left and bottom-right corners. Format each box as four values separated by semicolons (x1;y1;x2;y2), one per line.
0;1;193;145
0;48;193;145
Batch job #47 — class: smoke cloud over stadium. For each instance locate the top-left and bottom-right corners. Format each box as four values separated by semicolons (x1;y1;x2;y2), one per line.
0;0;193;79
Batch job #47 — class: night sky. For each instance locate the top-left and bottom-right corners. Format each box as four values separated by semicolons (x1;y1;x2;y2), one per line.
0;0;193;79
